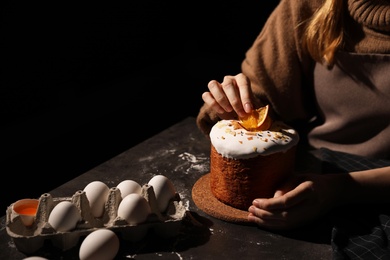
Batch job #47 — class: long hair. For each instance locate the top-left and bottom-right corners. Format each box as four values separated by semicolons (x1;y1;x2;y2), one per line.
303;0;344;67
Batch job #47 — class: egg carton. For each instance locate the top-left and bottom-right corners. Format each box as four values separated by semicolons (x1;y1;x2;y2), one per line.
5;184;187;254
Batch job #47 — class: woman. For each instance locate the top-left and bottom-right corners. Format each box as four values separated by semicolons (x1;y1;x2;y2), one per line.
196;0;390;231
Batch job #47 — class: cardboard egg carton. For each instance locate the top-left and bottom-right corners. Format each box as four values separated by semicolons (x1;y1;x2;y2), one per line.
6;183;186;254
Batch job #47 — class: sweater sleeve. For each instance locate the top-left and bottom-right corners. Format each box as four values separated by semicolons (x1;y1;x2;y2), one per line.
241;0;322;123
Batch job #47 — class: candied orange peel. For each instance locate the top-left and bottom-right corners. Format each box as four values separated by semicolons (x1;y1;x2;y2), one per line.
239;105;272;131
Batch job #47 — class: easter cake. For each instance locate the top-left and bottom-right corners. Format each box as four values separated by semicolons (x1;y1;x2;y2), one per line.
193;105;299;222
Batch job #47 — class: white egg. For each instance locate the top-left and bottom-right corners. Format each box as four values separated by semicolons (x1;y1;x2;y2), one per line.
116;180;142;199
79;228;119;260
148;175;176;212
83;181;110;218
23;257;49;260
48;201;81;232
117;193;151;225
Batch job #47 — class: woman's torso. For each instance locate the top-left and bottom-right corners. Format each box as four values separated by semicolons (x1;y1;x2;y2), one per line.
308;51;390;159
307;0;390;159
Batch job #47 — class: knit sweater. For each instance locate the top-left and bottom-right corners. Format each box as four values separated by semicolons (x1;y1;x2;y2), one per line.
197;0;390;159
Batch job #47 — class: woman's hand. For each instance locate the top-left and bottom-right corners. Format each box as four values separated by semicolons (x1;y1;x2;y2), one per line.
201;73;255;119
247;173;344;230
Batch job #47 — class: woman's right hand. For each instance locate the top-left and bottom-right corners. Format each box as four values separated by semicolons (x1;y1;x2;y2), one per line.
201;73;255;119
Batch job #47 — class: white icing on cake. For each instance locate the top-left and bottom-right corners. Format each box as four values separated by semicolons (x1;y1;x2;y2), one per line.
210;120;300;159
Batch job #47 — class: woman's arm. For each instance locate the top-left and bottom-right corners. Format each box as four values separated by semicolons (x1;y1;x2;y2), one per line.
342;166;390;204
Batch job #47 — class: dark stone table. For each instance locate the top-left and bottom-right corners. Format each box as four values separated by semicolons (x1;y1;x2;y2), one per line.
0;117;333;259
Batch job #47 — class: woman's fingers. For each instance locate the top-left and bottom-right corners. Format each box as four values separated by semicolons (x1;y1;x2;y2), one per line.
202;74;255;118
247;211;290;229
201;91;226;115
233;73;254;113
254;181;314;211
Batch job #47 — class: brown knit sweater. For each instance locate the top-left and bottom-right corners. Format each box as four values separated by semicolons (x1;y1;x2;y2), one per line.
197;0;390;159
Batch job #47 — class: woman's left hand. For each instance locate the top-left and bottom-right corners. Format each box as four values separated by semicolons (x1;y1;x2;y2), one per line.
248;173;343;230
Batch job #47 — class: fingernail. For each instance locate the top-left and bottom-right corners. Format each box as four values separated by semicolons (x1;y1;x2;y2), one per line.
244;103;253;113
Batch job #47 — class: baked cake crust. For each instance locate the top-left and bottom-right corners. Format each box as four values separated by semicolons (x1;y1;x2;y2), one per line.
210;145;296;210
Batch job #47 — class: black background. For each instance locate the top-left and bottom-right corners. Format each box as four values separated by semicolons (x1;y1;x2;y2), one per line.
1;1;279;211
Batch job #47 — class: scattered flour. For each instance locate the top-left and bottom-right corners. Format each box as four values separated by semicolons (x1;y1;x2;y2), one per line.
176;152;209;174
